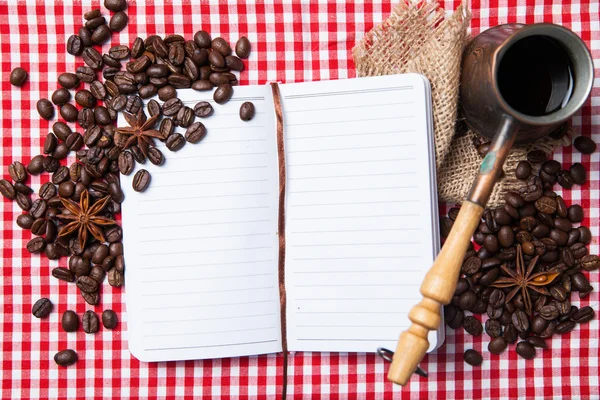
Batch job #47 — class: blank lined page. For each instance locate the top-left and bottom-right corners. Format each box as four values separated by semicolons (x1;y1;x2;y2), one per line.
120;85;282;361
280;74;440;352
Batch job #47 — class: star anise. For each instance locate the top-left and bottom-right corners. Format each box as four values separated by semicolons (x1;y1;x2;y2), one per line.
57;189;116;249
114;109;166;158
491;244;560;315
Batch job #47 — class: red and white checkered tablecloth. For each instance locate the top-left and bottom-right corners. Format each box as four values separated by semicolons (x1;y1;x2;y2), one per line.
1;0;598;398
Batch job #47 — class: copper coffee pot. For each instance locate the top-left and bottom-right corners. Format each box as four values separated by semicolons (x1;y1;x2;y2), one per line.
383;23;594;385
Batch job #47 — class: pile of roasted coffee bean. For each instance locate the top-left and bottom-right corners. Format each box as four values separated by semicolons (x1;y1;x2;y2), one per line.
440;146;598;364
2;0;255;367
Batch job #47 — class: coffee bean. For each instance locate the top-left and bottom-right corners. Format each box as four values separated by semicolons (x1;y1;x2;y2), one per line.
580;254;600;271
91;23;111;44
180;122;207;144
169;44;186;66
570;242;588;259
549;229;568;246
7;161;27;183
486;337;507;354
167;73;192;89
94;106;112;126
574;136;596;154
132;169;151;192
81;290;100;306
109;11;128;31
54;349;78;367
102;309;118;329
461;256;481;276
239;101;256;121
569;163;586;185
572;306;594;323
555;320;576;334
85;14;106;29
502;323;518;343
578;226;592;244
77;25;93;46
541;159;561;175
463;349;483;366
82;310;100;334
448;308;464;329
105;0;126;11
192;30;211;49
191;79;213;91
16;214;34;229
527;150;547;164
125;95;144;114
516;341;536;359
51;165;69;185
539;304;559;321
59;310;79;332
69;256;91;277
57;72;79;89
162;98;183;117
91;244;109;265
116;151;134;175
511;310;529;333
59;103;78;122
457;290;477;311
32;297;53;318
51;88;71;106
83;47;103;70
108;267;124;287
211;37;232;56
208;50;225;68
234;36;252;59
485;319;503;338
504;191;524;208
76;275;99;294
10;67;28;86
515;161;531;180
556;170;574;189
462;316;483;336
567;205;584;223
29;199;47;219
37;99;54;120
74;89;95;108
214;83;233;104
158;85;177;101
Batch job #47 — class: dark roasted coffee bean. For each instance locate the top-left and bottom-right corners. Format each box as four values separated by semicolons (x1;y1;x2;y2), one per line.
534;196;556;214
504;191;524;208
147;64;169;78
91;24;111;45
103;67;120;81
531;224;550;239
83;47;103;70
225;55;244;71
117;151;134;175
105;0;126;11
555;320;576;334
104;226;122;244
515;160;531;179
458;291;477;311
32;297;52;318
169;43;185;65
549;285;567;302
174;106;194;127
167;73;192;89
211;37;232;56
183;57;199;80
448;309;464;329
66;33;85;56
511;310;529;333
36;99;54;120
525;337;547;349
444;304;457;323
109;242;123;257
463;349;483;366
549;229;568;246
61;310;79;332
130;145;146;164
488;289;505;308
52;267;75;283
109;11;128;31
554;217;572;233
560;247;575;267
158;85;177;101
74;90;95;109
539;304;559;320
483;235;499;253
54;349;78;367
480;267;500;286
127;55;151;74
85;15;106;29
570;242;588;259
519;203;536;218
52;166;70;184
555;299;571;316
76;276;99;294
208;49;225;67
531;315;548;334
578;226;592;244
192;101;214;119
519;216;537;232
118;83;138;94
567;204;584;223
13;182;33;196
485;319;503;338
77;25;93;46
572;306;595;323
108;267;124;287
30;199;47;219
477;246;494;260
88;266;105;284
82;310;100;334
541;159;561;174
132;169;151;192
463;316;483;336
136;84;155;99
51;88;71;107
81;290;100;306
487;305;503;319
69;256;91;277
516;341;536;359
214;83;233;104
239;101;256;121
143;146;164;166
194;30;211;48
439;217;453;237
65;132;84;152
16;214;34;229
91;244;109;265
163;98;183;116
527;150;547;163
10;66;28;86
94;106;112;126
102;255;115;271
58;72;79;89
52;122;72;141
59;103;78;122
502;323;517;343
191;79;213;91
164;132;185;152
125;95;143;115
107;181;124;203
488;337;507;354
102;309;118;329
0;179;16;200
461;256;481;276
73;67;95;86
574;136;596;154
129;36;144;58
519;183;543;202
580;254;600;271
7;161;27;183
235;36;251;58
569;162;586;185
556;170;574;189
183;121;207;144
493;208;511;226
78;108;96;129
454;279;469;297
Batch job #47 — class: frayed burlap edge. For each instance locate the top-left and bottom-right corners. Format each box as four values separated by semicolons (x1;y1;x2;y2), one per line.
353;1;565;207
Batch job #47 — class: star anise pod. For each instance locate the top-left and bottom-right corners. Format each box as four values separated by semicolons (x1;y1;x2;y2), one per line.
491;244;560;315
57;189;116;249
114;109;166;158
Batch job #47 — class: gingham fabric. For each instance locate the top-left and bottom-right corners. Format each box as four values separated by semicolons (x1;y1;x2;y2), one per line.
1;0;598;399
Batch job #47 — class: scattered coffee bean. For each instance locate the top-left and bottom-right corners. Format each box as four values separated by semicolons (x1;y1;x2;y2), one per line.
515;161;531;180
61;310;79;332
82;310;100;334
54;349;78;367
239;101;256;121
132;169;151;192
109;11;128;31
32;298;53;318
463;349;483;366
488;337;507;354
37;99;54;120
102;309;118;329
214;83;233;104
10;67;28;87
527;150;547;164
574;136;596;154
515;341;536;359
463;316;483;336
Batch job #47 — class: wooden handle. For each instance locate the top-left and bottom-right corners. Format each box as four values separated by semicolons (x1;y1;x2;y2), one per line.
387;200;484;385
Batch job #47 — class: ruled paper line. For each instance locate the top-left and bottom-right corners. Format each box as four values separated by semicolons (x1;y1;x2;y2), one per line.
142;273;273;283
288;158;416;167
140;233;272;243
140;246;272;256
143;300;273;311
145;327;277;338
142;285;275;296
286;129;416;140
140;193;269;203
287;116;412;127
145;340;278;351
283;101;414;113
289;186;418;194
283;85;413;99
143;313;277;324
138;219;270;229
138;206;269;216
289;172;417;180
152;178;269;188
140;259;274;270
289;214;419;221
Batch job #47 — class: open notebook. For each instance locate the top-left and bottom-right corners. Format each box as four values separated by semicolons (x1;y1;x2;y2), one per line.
119;74;442;362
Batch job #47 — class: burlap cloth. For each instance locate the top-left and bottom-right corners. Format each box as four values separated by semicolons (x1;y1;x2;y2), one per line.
352;1;568;207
